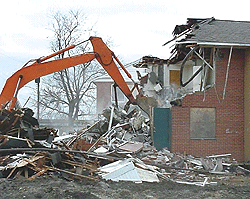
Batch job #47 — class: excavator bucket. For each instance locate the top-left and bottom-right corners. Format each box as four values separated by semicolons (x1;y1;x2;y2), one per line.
136;96;158;116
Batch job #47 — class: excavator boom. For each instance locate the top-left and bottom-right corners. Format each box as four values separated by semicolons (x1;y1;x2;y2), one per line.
0;53;96;109
0;37;143;111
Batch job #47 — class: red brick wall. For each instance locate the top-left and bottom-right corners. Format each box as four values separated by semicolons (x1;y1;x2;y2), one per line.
171;48;245;161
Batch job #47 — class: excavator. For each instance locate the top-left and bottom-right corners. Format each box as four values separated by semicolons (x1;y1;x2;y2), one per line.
0;37;157;115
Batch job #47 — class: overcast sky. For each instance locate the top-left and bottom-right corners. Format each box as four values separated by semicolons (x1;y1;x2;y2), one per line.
0;0;249;104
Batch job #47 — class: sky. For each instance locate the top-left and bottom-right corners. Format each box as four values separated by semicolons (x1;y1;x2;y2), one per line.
0;0;249;105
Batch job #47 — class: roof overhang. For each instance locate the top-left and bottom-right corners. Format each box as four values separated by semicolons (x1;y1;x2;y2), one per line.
176;41;250;48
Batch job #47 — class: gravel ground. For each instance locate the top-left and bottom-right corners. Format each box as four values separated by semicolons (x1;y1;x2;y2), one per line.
0;175;250;199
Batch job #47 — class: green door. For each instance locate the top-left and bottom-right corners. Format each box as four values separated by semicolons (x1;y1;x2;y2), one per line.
153;108;171;150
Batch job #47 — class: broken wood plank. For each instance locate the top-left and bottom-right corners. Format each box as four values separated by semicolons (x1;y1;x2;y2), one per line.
28;167;49;181
0;148;122;161
118;142;143;153
60;141;72;150
176;180;217;186
22;155;45;167
86;135;104;153
207;154;231;158
26;138;35;148
6;166;17;179
46;166;99;181
13;170;23;179
24;168;29;178
60;159;99;172
66;120;100;147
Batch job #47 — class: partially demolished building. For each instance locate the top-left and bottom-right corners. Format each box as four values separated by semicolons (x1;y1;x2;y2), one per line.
134;17;250;161
1;17;250;185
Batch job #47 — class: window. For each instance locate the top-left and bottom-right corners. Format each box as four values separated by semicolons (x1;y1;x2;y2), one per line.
111;84;125;102
194;54;216;91
190;108;216;139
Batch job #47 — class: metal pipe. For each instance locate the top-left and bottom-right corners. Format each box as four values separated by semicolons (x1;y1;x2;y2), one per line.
223;46;233;99
35;78;40;120
13;75;23;98
193;49;214;70
38;45;76;62
108;106;115;131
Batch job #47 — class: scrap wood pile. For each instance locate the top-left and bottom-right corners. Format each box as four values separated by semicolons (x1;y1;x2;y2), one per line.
0;106;249;186
0;107;57;143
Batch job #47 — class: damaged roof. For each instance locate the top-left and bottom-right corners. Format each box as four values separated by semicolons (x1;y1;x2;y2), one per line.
175;17;250;47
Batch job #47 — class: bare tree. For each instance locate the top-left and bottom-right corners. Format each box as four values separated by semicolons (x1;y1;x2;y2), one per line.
38;10;106;125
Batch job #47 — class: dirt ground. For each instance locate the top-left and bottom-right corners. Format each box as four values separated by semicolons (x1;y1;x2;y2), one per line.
0;174;250;199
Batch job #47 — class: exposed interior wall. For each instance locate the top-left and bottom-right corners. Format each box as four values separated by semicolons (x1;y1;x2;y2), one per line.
96;81;136;115
244;48;250;161
96;82;112;115
167;61;193;92
141;61;194;108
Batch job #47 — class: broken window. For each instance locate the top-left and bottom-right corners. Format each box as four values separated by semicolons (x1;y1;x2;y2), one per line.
194;48;216;91
111;84;125;103
176;47;216;93
190;108;216;139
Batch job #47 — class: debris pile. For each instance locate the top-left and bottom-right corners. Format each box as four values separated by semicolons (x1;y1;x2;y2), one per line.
0;106;249;186
0;107;57;143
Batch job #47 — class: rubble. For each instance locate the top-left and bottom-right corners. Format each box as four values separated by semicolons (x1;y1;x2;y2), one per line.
0;105;249;187
0;107;57;142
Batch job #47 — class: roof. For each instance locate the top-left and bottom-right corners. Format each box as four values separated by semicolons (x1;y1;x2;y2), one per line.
176;17;250;47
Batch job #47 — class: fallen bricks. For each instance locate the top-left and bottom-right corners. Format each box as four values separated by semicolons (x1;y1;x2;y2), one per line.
0;105;249;186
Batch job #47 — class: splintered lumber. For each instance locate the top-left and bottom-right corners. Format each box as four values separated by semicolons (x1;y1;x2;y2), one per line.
28;167;49;181
25;138;35;148
0;148;122;161
60;159;99;172
66;120;100;147
207;154;231;158
24;168;29;178
45;166;99;181
86;122;129;153
13;170;23;179
0;135;9;147
86;134;105;153
6;166;17;179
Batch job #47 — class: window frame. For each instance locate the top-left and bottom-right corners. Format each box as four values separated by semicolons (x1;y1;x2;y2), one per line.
190;107;216;140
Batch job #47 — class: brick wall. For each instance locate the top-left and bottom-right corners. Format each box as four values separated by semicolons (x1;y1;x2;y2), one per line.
171;48;245;161
244;49;250;161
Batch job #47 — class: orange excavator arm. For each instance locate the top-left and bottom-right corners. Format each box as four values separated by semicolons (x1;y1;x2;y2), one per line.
0;37;139;110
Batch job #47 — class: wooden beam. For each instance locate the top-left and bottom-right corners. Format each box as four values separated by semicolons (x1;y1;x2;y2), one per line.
46;166;99;181
28;168;49;181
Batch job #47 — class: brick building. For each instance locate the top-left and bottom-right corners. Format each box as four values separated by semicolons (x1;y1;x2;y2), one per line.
95;18;250;161
94;66;146;115
171;48;245;161
134;18;250;161
165;18;250;161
